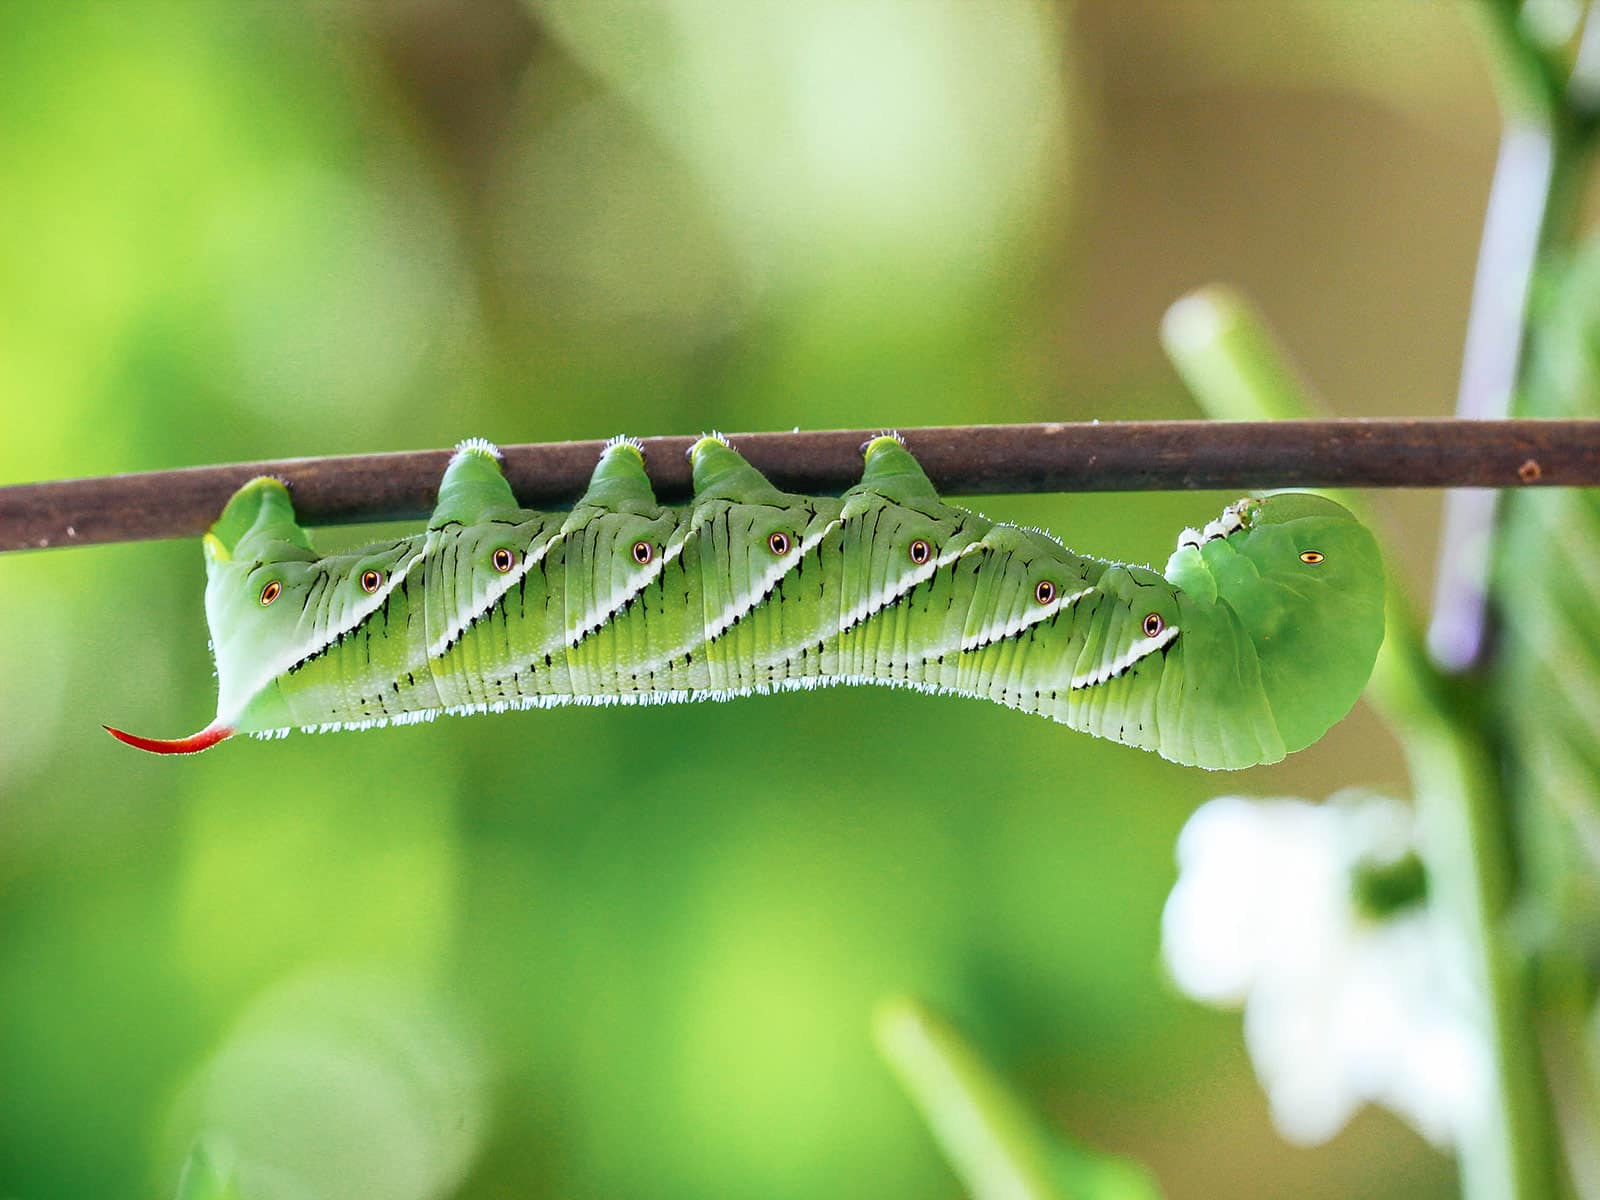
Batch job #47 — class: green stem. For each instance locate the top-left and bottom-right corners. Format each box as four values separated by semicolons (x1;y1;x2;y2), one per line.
1428;111;1594;671
174;1137;244;1200
1445;5;1600;1192
1160;286;1559;1200
1470;0;1567;127
1370;624;1556;1200
1431;0;1599;672
874;997;1163;1200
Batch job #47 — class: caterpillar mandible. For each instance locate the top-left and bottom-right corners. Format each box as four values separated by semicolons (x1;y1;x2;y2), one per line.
105;433;1384;769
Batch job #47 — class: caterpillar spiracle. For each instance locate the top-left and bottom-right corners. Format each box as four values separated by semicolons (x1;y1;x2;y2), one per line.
105;433;1384;769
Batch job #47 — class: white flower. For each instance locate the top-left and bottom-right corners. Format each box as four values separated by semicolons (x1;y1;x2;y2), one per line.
1161;791;1490;1148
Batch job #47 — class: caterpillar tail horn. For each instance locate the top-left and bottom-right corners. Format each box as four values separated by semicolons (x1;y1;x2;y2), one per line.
102;724;233;755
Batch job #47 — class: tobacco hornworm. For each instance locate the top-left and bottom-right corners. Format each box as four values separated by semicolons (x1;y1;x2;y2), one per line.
105;434;1384;769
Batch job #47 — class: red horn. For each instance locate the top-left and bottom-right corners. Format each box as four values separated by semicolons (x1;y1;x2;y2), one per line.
102;724;234;755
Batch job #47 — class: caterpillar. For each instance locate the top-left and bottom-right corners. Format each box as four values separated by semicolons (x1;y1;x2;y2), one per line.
104;433;1384;769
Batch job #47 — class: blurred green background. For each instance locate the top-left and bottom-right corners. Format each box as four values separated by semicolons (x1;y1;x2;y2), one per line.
0;3;1501;1197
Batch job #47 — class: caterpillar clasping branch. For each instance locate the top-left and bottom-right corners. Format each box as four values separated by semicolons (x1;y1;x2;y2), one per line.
106;433;1384;769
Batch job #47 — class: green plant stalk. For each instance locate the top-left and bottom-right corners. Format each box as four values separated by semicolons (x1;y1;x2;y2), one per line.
874;997;1163;1200
1427;117;1594;669
1161;286;1558;1200
1469;0;1569;127
1370;620;1556;1200
1468;10;1600;1197
174;1138;243;1200
1435;1;1600;672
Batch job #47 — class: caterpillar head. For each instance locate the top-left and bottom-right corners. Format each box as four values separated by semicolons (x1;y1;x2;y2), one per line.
1165;494;1384;755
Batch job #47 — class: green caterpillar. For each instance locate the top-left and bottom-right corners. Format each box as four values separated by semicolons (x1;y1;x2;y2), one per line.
105;434;1384;769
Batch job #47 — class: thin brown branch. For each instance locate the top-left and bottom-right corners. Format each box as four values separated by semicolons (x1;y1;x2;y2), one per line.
3;419;1598;553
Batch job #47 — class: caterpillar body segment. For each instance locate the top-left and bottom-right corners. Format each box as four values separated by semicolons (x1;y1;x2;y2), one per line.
106;436;1384;768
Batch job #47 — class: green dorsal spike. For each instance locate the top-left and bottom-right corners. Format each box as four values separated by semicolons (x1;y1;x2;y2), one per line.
204;477;312;564
689;433;786;503
578;436;659;509
857;434;939;503
431;438;519;529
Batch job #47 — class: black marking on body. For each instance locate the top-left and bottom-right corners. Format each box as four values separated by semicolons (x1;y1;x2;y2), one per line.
434;537;548;658
299;572;323;617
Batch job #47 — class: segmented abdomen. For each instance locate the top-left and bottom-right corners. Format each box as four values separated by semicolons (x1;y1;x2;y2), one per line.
188;429;1281;773
271;440;1154;735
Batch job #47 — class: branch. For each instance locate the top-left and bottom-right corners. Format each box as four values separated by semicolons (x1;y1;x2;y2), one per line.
3;419;1599;553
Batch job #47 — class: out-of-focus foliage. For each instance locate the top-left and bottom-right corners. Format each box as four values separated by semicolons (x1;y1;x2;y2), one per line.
1495;237;1600;936
163;969;485;1200
0;3;1502;1198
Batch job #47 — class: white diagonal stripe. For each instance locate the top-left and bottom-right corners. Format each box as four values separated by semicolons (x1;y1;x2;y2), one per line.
428;530;564;658
1070;624;1179;690
837;536;970;633
959;585;1093;653
703;518;841;642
